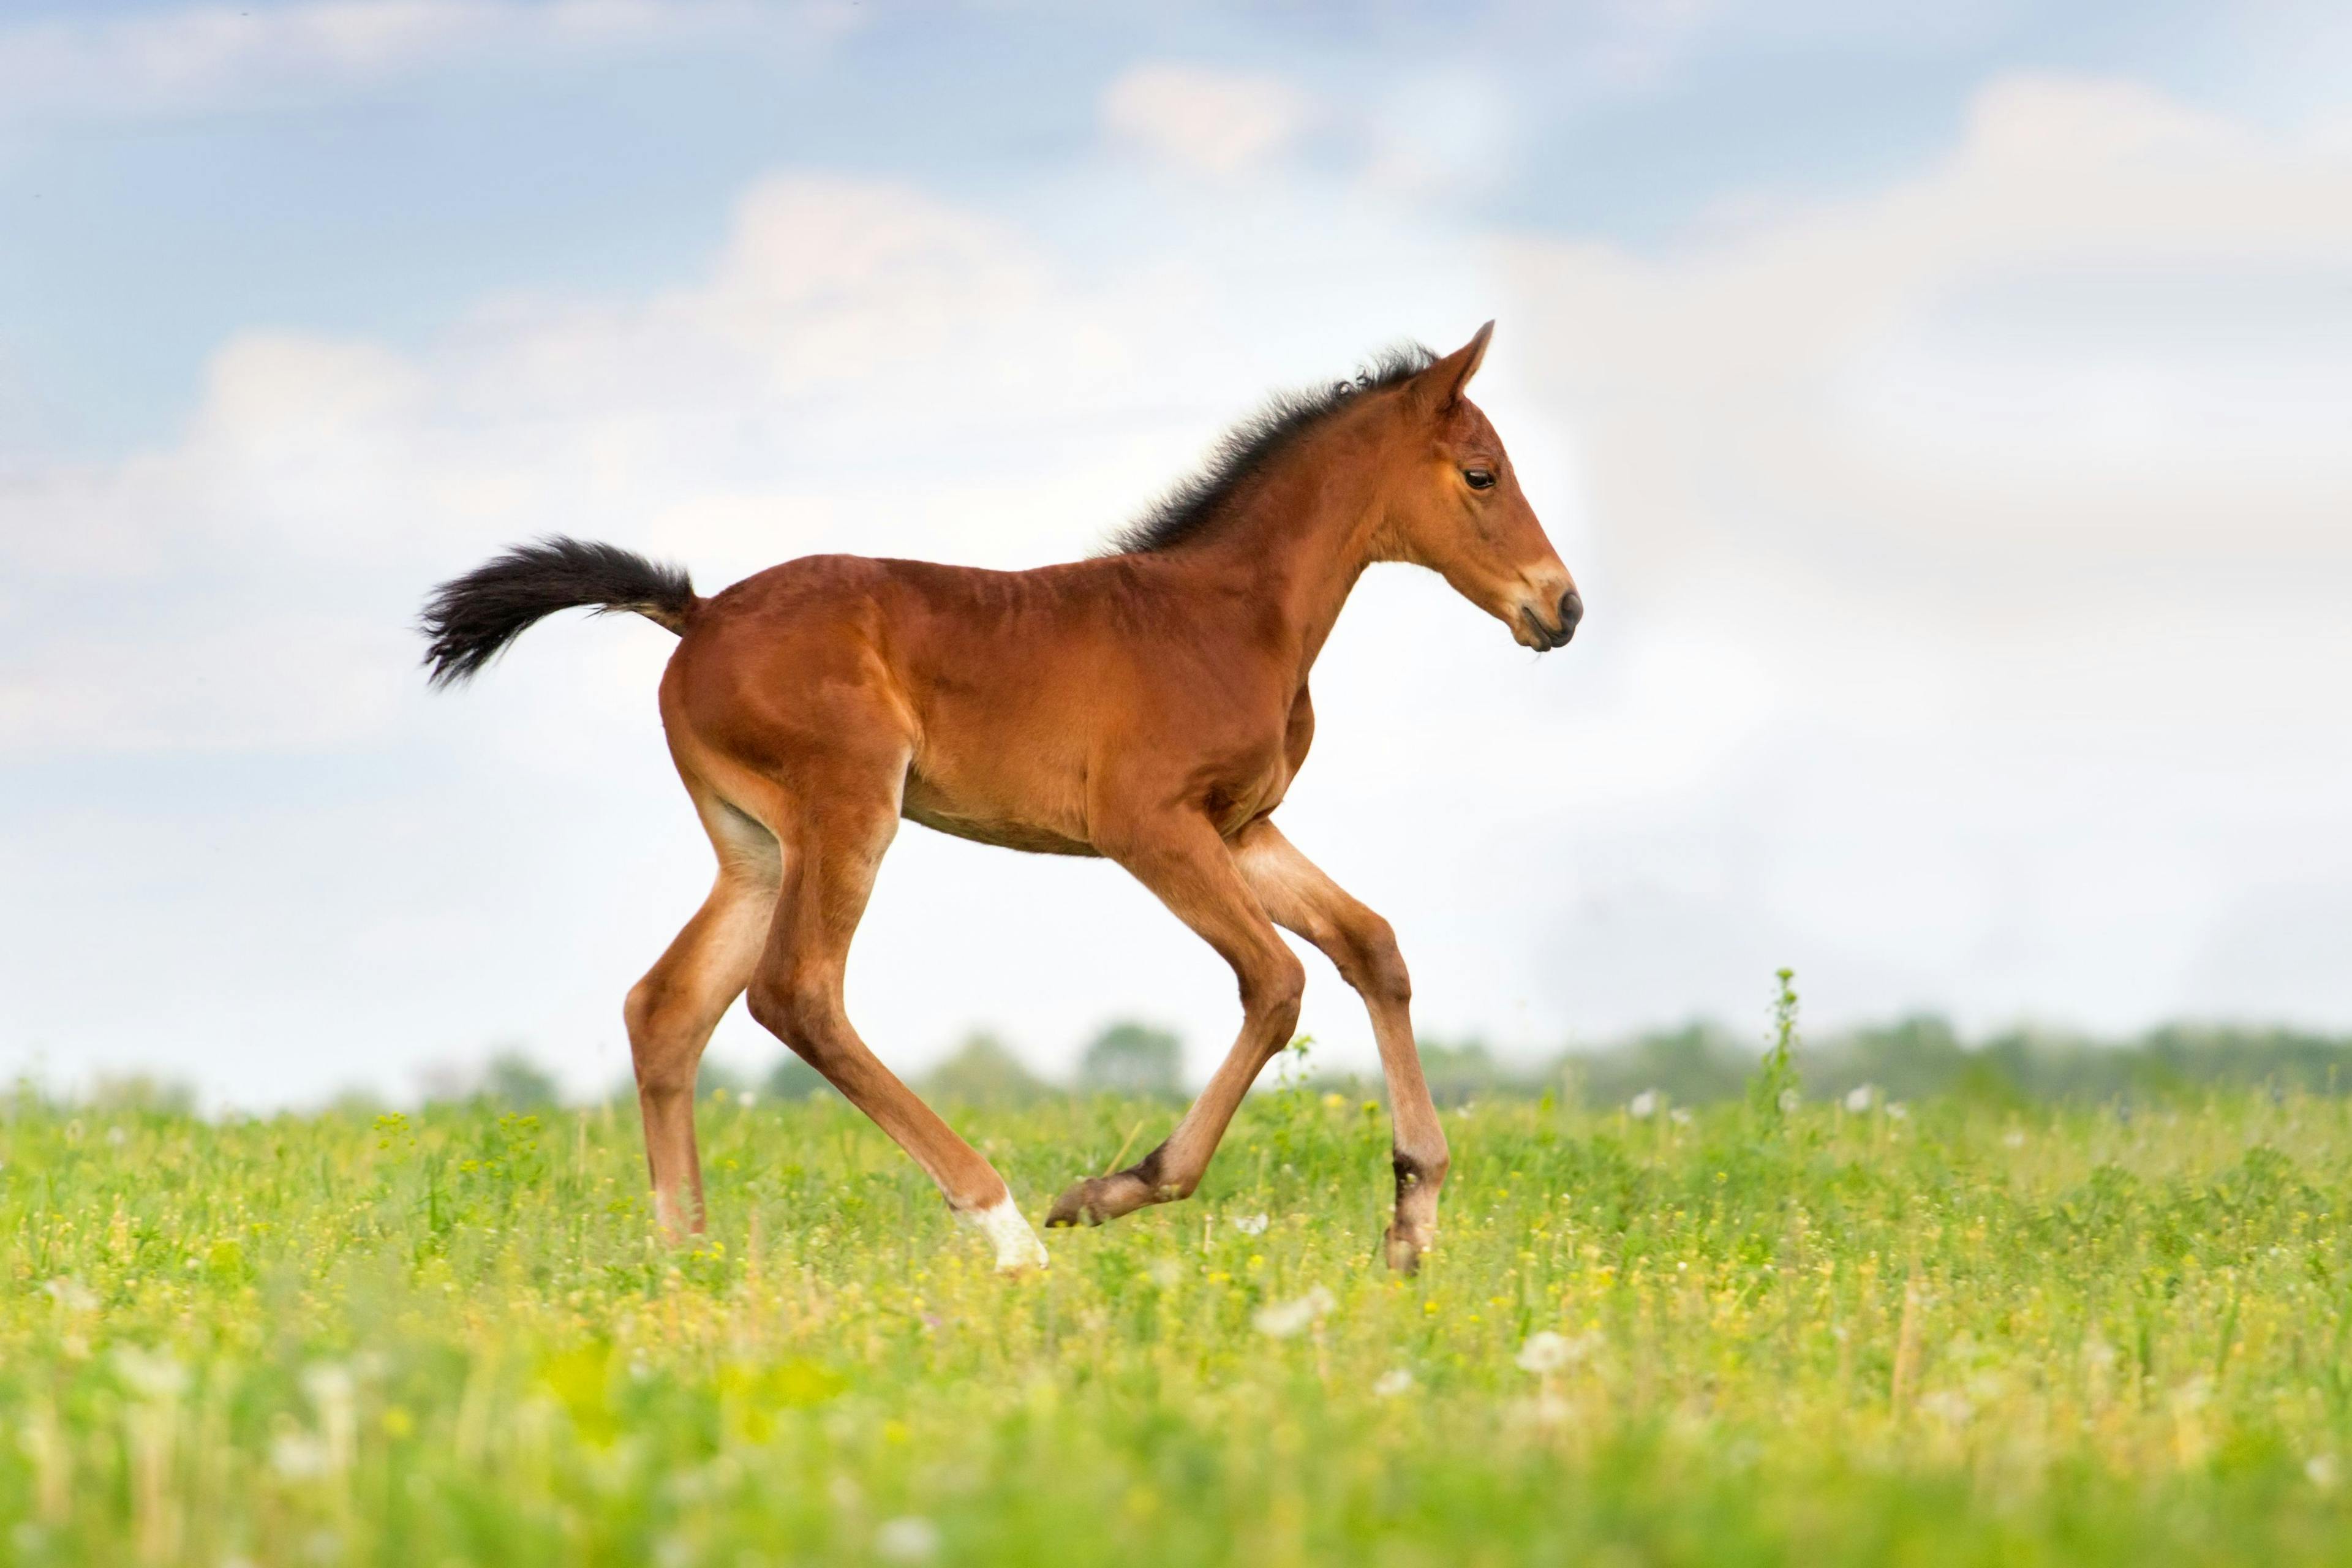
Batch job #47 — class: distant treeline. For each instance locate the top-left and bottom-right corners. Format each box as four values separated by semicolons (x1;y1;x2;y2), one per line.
40;1016;2352;1117
1364;1018;2352;1110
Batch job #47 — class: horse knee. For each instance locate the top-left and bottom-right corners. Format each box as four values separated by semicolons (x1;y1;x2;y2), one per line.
622;976;659;1044
1246;950;1306;1042
1348;914;1412;1008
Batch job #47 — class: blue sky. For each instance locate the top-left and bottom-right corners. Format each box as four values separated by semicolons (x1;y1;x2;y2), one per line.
3;0;2349;1106
6;0;2323;452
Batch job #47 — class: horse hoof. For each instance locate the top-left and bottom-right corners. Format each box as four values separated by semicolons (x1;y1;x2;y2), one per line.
1383;1225;1430;1276
1044;1178;1107;1228
958;1197;1050;1272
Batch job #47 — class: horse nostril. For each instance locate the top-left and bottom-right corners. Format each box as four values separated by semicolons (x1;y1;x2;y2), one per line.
1558;589;1583;636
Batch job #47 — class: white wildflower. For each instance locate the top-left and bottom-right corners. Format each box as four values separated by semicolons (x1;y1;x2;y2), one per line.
1372;1368;1416;1398
1886;1101;1909;1121
1229;1213;1270;1237
1777;1088;1801;1114
2002;1128;2026;1148
1627;1090;1660;1120
2308;1454;2339;1490
270;1433;331;1480
113;1348;187;1401
42;1278;97;1314
1515;1329;1600;1374
1669;1106;1693;1126
1843;1084;1874;1114
736;1090;758;1108
302;1362;356;1408
875;1516;940;1562
1253;1285;1336;1338
106;1126;127;1147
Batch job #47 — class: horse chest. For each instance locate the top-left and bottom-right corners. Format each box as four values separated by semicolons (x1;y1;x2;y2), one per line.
1201;742;1297;839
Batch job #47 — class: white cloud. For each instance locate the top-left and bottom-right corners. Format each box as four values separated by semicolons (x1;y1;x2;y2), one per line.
1100;63;1317;177
0;0;851;123
1498;73;2352;1031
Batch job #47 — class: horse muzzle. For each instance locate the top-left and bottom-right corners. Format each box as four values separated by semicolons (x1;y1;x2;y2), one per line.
1517;588;1582;652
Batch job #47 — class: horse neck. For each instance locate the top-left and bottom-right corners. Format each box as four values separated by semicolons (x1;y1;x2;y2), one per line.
1182;422;1392;679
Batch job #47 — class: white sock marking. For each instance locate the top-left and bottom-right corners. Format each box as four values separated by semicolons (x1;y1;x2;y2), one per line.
960;1197;1049;1272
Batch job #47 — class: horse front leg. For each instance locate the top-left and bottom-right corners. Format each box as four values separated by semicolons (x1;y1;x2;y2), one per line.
1234;820;1448;1275
1047;813;1305;1227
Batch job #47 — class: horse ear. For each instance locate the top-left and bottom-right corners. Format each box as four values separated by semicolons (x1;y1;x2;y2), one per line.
1414;321;1494;413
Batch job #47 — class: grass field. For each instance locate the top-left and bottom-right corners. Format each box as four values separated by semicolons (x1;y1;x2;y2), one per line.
7;1065;2352;1566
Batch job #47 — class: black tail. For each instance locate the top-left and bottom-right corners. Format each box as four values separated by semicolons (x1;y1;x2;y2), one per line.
419;535;698;688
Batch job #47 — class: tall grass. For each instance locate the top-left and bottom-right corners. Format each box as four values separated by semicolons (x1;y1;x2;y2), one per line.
5;1076;2352;1564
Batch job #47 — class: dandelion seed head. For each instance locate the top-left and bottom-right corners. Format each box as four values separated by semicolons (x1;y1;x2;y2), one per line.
270;1433;331;1480
303;1363;356;1408
1253;1286;1335;1338
42;1278;97;1314
113;1348;187;1400
1517;1329;1600;1373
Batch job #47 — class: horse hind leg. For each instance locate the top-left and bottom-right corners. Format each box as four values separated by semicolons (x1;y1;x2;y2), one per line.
622;784;778;1238
743;771;1049;1273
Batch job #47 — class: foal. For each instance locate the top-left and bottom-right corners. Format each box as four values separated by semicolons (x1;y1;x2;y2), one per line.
421;323;1580;1273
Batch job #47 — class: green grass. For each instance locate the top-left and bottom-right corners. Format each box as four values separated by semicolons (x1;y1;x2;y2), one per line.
7;1077;2352;1566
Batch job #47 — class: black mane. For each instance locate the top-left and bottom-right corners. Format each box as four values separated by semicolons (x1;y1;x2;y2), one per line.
1104;342;1434;556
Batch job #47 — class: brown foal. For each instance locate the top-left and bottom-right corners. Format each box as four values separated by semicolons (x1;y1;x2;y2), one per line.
421;323;1579;1274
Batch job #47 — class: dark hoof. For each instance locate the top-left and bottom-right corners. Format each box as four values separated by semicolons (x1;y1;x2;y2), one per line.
1046;1177;1110;1228
1047;1169;1166;1227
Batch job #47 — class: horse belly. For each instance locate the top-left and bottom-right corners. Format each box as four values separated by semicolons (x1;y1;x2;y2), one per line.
900;772;1100;858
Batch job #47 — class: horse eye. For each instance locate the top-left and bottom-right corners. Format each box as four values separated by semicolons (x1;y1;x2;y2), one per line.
1463;468;1496;491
